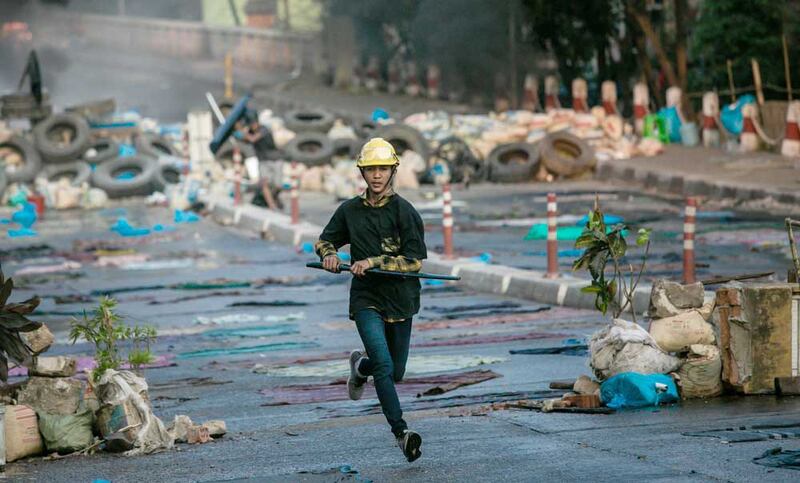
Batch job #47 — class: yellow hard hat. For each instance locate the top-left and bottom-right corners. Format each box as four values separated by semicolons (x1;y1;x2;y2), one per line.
356;137;399;168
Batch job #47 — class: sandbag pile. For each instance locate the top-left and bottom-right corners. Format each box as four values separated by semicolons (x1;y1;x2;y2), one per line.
647;280;722;399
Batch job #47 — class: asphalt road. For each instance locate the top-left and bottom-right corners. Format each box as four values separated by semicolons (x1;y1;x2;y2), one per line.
1;202;799;482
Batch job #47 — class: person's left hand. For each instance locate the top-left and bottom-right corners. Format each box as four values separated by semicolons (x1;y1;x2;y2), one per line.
350;260;371;277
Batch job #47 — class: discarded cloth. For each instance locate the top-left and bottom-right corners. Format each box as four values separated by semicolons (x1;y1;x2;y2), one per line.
509;344;588;356
589;319;681;381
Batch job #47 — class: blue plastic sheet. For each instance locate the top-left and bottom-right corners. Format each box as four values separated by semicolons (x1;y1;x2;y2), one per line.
720;94;756;135
174;210;200;223
600;372;679;409
371;108;390;122
110;218;150;237
11;203;37;228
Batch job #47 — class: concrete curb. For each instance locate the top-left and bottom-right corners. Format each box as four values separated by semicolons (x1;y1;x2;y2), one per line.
201;194;653;314
596;159;800;204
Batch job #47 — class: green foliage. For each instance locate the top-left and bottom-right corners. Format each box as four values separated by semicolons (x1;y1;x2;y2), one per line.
689;0;797;97
0;269;43;382
69;297;157;382
573;203;651;321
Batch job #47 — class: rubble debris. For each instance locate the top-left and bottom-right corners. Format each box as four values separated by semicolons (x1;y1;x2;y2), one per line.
21;323;54;355
573;375;601;395
600;372;679;409
187;425;211;444
167;414;194;443
674;344;723;399
648;311;716;352
17;377;83;415
509;344;588;356
201;420;227;438
548;380;575;390
95;369;173;455
5;404;44;462
37;409;95;454
589;319;681;380
649;280;705;318
562;394;602;409
30;356;77;377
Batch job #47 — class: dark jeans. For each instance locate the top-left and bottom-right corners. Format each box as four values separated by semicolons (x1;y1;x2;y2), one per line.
354;308;412;436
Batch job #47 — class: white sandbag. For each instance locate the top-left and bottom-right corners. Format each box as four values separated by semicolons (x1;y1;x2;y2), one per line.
95;369;173;455
590;319;682;381
675;344;723;399
648;310;715;352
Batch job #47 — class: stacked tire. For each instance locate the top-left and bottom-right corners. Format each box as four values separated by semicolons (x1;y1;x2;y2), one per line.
487;143;539;183
1;136;41;185
33;113;91;164
91;156;159;199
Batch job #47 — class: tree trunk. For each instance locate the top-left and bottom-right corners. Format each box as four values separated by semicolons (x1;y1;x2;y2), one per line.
626;2;679;90
632;19;659;108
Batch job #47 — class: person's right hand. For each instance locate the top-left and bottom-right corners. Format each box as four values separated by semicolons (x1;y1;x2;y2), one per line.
322;255;341;273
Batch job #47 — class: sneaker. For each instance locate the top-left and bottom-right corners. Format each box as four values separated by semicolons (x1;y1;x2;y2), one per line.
347;349;367;401
396;430;422;462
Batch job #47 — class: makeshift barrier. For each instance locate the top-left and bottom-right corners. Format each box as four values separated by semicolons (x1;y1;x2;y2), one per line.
601;81;617;115
522;74;540;112
702;92;720;148
290;161;300;225
633;82;649;135
683;197;697;284
546;193;558;278
442;182;454;258
740;103;760;152
781;101;800;158
427;64;441;99
387;60;400;94
544;76;560;112
571;78;588;113
365;56;380;92
405;61;421;97
232;144;243;205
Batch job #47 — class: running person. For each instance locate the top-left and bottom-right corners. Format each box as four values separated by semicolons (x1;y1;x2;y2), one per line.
315;138;426;462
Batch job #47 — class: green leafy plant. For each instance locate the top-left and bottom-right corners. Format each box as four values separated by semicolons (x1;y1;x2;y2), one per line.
0;269;43;382
69;297;157;382
572;200;652;322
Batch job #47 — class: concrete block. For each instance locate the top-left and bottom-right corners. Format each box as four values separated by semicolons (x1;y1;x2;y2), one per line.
30;356;77;377
17;377;83;415
201;420;227;437
716;287;741;307
21;324;54;356
722;283;794;394
649;280;704;318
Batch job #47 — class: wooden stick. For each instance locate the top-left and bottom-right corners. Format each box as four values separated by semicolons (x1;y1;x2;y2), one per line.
752;58;765;105
727;59;736;104
700;271;774;286
784;34;793;102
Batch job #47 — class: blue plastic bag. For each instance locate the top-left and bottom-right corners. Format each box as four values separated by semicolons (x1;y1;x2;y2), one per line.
657;106;683;143
720;94;756;135
600;372;679;409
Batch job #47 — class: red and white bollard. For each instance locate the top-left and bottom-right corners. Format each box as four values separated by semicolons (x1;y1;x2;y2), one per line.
387;60;401;94
182;128;191;176
781;101;800;158
601;80;618;115
365;56;380;92
426;64;440;99
633;82;649;136
701;91;720;148
233;145;242;205
290;160;300;225
571;78;588;113
442;183;454;258
405;61;421;97
351;57;363;90
683;197;697;284
740;103;759;152
546;193;558;278
522;74;540;112
544;75;560;112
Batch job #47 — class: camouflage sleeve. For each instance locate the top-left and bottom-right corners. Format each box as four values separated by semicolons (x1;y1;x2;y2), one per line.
366;255;422;273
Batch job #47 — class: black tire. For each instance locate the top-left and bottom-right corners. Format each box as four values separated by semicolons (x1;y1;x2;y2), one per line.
91;156;158;198
436;136;486;183
539;132;596;177
284;132;334;166
352;118;378;139
332;137;361;158
43;161;92;187
487;142;539;183
1;135;42;184
152;163;183;192
33;113;91;163
284;108;335;133
374;123;430;162
135;133;178;158
82;138;119;164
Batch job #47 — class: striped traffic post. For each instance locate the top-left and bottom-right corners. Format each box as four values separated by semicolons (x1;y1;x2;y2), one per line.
442;183;454;258
547;193;558;278
683;197;697;284
233;145;242;205
290;160;300;225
